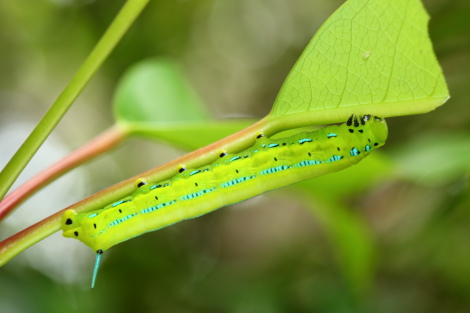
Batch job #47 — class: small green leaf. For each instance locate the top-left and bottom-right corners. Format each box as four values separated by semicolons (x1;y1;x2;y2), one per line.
114;57;209;124
270;0;449;123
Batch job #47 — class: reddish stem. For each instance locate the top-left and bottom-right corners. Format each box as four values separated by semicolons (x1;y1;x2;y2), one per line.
0;126;127;221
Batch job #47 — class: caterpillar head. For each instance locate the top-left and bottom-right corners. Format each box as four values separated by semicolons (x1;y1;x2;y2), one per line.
61;209;83;240
61;209;103;252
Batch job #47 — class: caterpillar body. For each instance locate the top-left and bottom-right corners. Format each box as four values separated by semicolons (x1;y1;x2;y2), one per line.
61;115;387;287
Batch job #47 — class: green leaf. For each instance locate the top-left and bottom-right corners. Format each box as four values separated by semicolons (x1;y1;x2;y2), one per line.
270;0;449;123
114;57;210;124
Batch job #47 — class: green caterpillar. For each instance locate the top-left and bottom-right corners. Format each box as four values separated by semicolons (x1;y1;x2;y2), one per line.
61;115;387;287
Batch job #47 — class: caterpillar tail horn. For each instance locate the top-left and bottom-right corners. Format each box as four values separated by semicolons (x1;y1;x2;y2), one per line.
91;250;103;288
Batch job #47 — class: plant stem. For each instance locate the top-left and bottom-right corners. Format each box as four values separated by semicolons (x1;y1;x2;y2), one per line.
0;126;127;221
0;0;150;201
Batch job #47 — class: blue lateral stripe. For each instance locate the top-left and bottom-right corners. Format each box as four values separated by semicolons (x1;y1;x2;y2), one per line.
268;143;279;148
181;188;216;201
294;155;343;167
112;199;130;207
150;184;162;190
327;133;338;138
230;156;241;162
141;200;177;214
298;138;312;144
190;170;201;176
326;155;343;163
294;160;323;167
88;213;98;218
108;213;138;228
260;165;290;175
221;175;255;188
350;147;360;156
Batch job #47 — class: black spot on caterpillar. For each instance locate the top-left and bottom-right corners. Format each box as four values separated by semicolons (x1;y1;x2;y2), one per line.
61;115;387;287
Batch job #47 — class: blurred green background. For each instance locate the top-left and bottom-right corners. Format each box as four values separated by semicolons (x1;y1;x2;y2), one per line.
0;0;469;312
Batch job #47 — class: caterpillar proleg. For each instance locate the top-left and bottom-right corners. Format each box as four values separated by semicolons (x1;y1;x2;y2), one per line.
61;115;387;287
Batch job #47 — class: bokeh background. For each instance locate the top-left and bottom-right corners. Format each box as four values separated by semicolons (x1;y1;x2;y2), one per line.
1;0;469;312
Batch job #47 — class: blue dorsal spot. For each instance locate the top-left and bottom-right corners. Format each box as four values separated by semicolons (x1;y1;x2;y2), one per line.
88;213;98;218
350;147;360;157
230;156;241;162
365;145;371;152
190;170;201;176
91;250;103;288
253;149;259;153
164;183;169;187
268;143;279;148
298;138;312;144
327;133;338;138
261;144;266;148
150;184;162;190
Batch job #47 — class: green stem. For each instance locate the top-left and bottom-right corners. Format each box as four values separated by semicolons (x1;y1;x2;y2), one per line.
0;0;150;200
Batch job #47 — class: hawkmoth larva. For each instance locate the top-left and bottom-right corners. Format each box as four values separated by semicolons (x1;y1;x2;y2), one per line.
61;114;387;287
